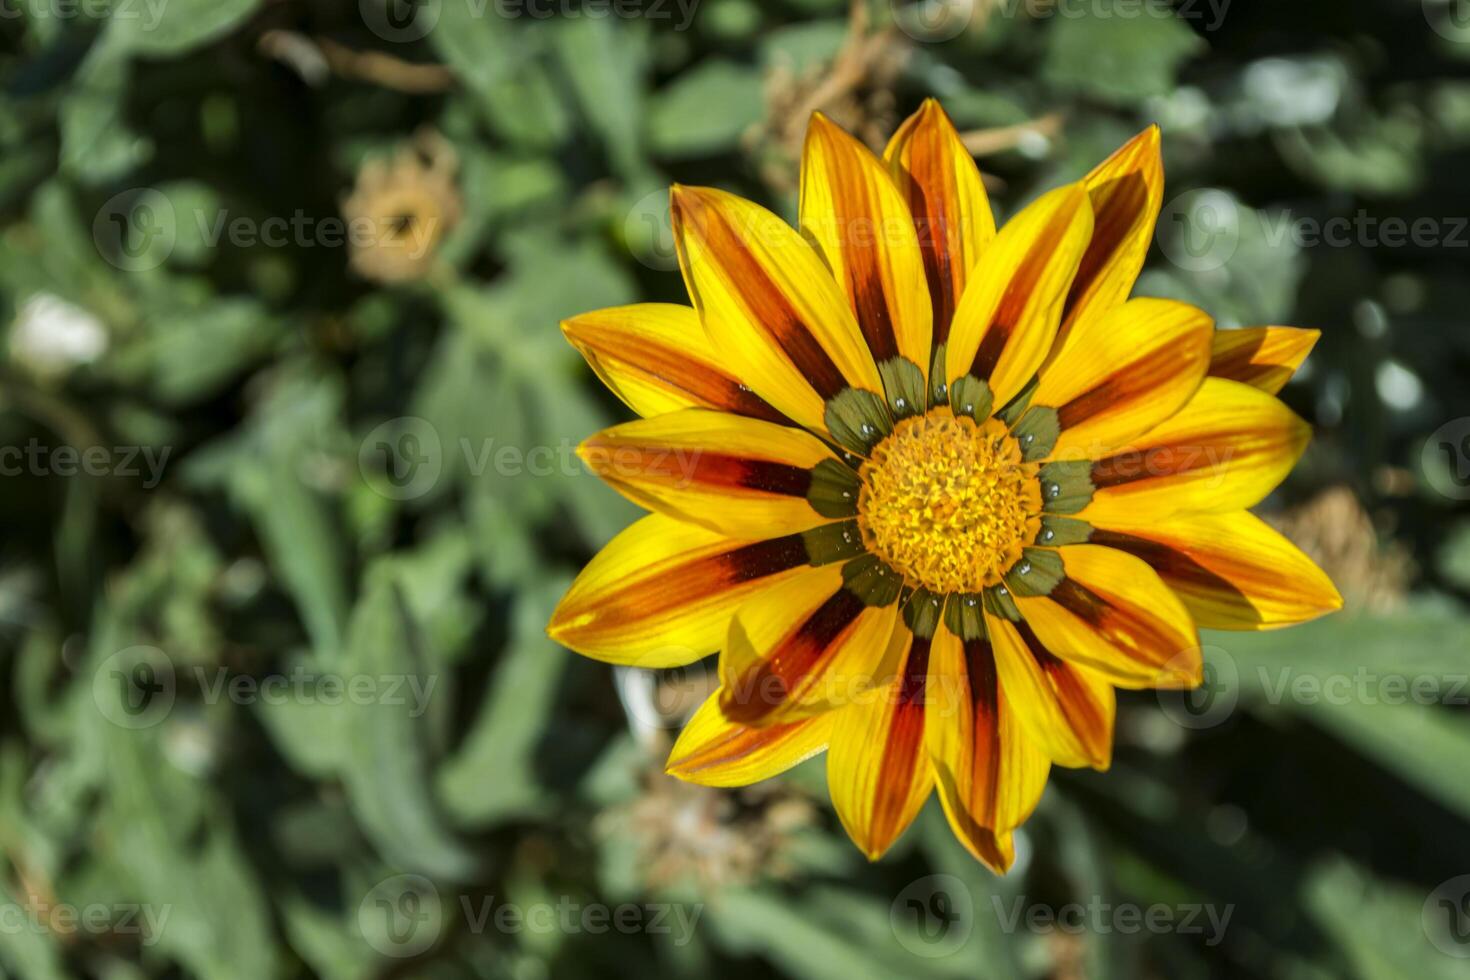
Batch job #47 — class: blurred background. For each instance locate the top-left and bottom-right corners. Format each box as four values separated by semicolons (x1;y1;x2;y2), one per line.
1;0;1469;976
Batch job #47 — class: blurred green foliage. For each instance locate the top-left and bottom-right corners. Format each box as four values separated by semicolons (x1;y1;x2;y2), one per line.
2;0;1470;977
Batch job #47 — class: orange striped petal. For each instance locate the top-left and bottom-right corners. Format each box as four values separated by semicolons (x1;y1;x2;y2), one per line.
1013;545;1201;689
1051;127;1164;364
667;691;833;787
1087;510;1343;630
1208;326;1320;395
883;98;996;348
1031;297;1213;460
801;113;933;375
926;623;1051;871
986;611;1115;770
548;514;813;666
1083;377;1312;521
827;629;936;859
671;185;884;433
578;409;841;537
718;563;902;727
561;303;786;422
945;184;1093;409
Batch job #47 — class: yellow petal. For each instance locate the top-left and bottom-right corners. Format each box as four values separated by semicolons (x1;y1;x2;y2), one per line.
1208;326;1320;395
1088;510;1343;630
945;184;1093;409
1013;545;1202;689
548;513;812;666
986;611;1115;770
666;691;833;787
1050;127;1164;364
579;409;841;537
883;98;996;347
1031;297;1213;460
561;304;787;421
801;113;933;375
671;185;884;433
1083;377;1312;521
718;563;902;727
827;629;936;860
926;623;1051;868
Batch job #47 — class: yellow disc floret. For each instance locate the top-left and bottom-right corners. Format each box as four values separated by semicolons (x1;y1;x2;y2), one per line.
857;410;1041;595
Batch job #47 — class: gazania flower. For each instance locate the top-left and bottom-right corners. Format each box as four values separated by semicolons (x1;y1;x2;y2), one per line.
549;101;1341;870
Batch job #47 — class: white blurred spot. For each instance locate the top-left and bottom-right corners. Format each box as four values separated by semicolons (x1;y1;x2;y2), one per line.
9;293;107;376
1375;360;1423;410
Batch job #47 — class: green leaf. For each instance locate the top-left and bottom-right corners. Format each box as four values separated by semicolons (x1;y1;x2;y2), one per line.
553;17;649;178
58;47;150;184
648;59;766;158
101;0;262;57
1304;858;1468;980
1224;609;1470;820
438;577;570;825
1043;2;1205;106
339;562;479;879
429;13;570;149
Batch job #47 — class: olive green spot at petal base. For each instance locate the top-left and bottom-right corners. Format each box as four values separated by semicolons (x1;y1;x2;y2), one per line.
984;585;1021;622
1012;406;1060;461
1037;460;1095;514
903;587;945;639
995;376;1039;427
943;592;986;641
841;554;904;607
1003;547;1064;597
808;459;861;518
879;357;926;420
929;345;950;409
948;374;993;421
801;519;866;566
1037;515;1092;546
824;387;893;456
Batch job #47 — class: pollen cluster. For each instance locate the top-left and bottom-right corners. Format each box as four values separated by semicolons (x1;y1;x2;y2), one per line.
857;411;1040;595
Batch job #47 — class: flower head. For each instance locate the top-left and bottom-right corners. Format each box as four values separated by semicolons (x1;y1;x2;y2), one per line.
549;101;1341;870
341;128;460;284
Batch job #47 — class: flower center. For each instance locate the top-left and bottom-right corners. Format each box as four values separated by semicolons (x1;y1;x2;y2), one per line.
856;410;1040;595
